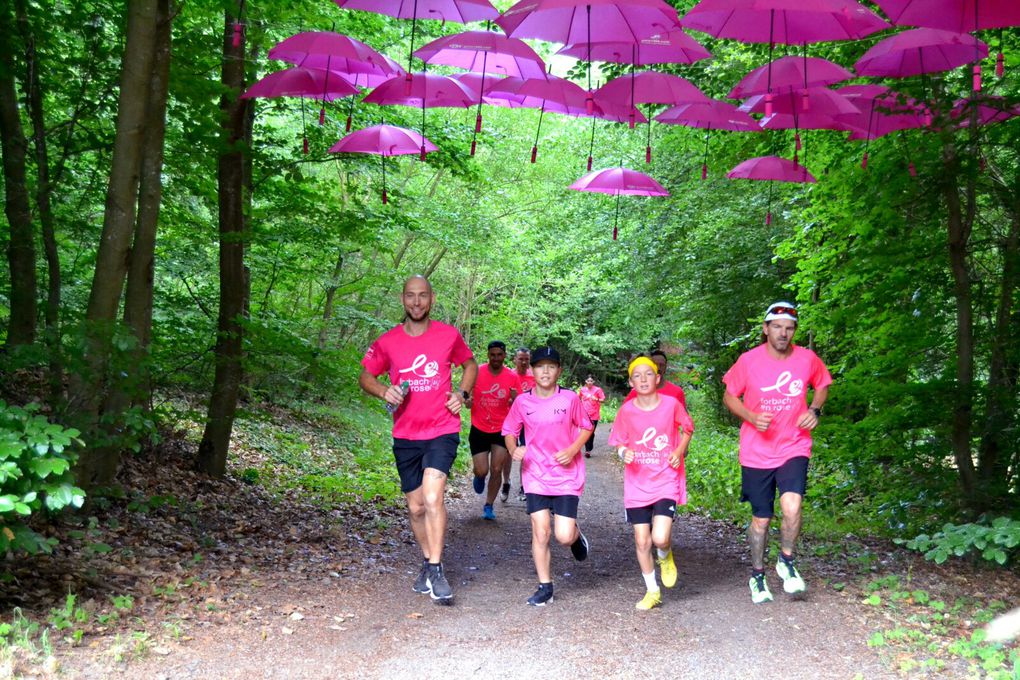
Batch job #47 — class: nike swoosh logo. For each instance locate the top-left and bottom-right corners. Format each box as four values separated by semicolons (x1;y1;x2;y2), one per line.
526;411;535;415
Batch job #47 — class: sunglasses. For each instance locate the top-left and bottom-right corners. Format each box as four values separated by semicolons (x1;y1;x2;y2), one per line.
766;306;798;318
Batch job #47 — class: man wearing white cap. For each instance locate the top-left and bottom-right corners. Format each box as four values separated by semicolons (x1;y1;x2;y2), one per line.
722;302;831;604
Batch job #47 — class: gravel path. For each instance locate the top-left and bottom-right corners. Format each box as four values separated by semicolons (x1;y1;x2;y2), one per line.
91;429;893;679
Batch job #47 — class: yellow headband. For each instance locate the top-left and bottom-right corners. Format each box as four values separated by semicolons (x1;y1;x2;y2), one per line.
628;356;659;376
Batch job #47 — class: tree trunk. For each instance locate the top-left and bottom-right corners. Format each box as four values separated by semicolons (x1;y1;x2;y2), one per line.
72;0;158;488
123;0;172;409
196;9;250;477
0;2;37;348
941;140;978;502
318;250;345;351
15;0;61;404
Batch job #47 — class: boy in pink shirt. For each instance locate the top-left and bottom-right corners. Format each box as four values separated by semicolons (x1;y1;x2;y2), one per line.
609;356;694;611
578;375;606;458
359;276;478;605
502;346;593;606
467;340;520;520
723;301;831;604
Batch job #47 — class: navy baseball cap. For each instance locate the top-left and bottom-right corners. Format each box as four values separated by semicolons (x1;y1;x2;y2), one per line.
530;346;561;366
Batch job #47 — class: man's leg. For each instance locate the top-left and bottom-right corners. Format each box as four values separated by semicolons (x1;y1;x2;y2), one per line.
748;515;771;571
485;445;508;507
421;468;448;563
405;487;429;560
778;491;803;557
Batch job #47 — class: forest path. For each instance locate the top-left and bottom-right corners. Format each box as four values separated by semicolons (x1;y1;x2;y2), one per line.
96;427;891;679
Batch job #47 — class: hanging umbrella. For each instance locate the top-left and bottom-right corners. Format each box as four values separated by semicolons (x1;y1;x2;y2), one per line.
854;28;989;79
596;71;706;162
742;87;860;165
329;124;438;204
363;73;477;159
569;166;669;240
556;29;711;65
949;96;1020;127
728;55;855;102
496;0;683;115
656;99;760;179
241;67;360;154
727;155;816;225
874;0;1020;89
835;85;929;167
414;30;547;155
683;0;888;115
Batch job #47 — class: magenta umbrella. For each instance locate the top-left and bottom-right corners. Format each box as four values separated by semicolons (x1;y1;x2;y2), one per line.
242;67;360;154
854;28;989;79
329;124;438;204
727;155;816;224
496;0;683;114
949;96;1020;127
569;166;669;240
683;0;888;115
835;85;928;168
656;99;760;179
874;0;1020;88
556;29;711;65
414;30;547;155
743;87;859;166
363;73;477;159
728;56;855;108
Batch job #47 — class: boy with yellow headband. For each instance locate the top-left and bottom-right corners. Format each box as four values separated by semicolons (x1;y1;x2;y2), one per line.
609;355;694;610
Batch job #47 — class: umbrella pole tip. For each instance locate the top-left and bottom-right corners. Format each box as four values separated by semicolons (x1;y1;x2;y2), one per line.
645;147;651;164
382;189;388;204
612;226;618;240
530;146;538;164
587;156;593;171
470;140;477;156
302;137;309;155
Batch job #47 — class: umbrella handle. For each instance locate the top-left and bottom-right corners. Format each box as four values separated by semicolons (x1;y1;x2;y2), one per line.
531;145;538;163
973;64;982;92
861;151;868;170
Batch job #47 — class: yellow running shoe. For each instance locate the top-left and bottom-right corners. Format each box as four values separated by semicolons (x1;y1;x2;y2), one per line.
635;589;662;611
657;550;678;589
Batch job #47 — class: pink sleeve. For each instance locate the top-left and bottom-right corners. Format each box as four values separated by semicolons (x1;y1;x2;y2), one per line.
501;400;523;437
450;331;473;366
722;358;746;396
811;354;833;389
596;388;606;401
674;400;695;435
361;339;389;376
607;410;630;447
571;394;593;430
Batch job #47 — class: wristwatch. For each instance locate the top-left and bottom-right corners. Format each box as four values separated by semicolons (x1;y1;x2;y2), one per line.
808;406;822;418
461;390;470;401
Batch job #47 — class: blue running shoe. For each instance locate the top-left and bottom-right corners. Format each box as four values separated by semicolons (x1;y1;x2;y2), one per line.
482;504;496;521
472;475;485;494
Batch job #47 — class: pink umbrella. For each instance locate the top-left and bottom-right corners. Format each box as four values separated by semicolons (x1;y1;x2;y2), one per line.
242;67;360;154
743;87;859;163
727;155;816;224
728;56;854;103
655;99;760;179
569;166;669;240
854;28;989;79
683;0;889;115
556;29;711;65
835;85;929;168
874;0;1020;88
414;30;547;155
496;0;683;114
329;124;438;204
950;96;1020;127
597;71;707;162
363;73;477;159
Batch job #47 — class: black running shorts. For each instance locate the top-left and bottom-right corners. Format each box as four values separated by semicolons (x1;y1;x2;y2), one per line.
525;493;580;519
740;456;810;519
469;425;507;455
392;433;460;494
625;498;677;524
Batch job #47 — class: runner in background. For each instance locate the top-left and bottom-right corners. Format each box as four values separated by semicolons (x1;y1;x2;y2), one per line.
578;375;606;458
358;275;477;605
624;349;687;409
467;341;520;520
504;347;535;503
610;356;694;610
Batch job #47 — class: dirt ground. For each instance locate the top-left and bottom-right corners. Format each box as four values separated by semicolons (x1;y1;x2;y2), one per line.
59;428;895;680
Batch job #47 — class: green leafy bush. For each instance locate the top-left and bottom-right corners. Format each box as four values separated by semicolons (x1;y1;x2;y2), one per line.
0;401;86;554
899;517;1020;565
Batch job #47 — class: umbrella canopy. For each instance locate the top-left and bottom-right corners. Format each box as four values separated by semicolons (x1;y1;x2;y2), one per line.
950;96;1020;126
874;0;1020;32
556;30;711;65
241;67;359;101
655;99;760;130
329;124;438;204
335;0;499;23
487;75;592;115
682;0;889;44
728;56;854;98
597;71;707;106
854;28;989;78
269;31;400;77
414;31;547;79
727;155;816;183
363;73;478;108
569;166;669;239
740;87;860;117
836;85;929;139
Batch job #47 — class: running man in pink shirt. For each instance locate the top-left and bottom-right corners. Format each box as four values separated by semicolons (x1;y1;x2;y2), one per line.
359;276;478;605
467;340;520;520
503;347;536;503
723;301;832;604
610;356;694;611
578;375;606;458
502;346;593;606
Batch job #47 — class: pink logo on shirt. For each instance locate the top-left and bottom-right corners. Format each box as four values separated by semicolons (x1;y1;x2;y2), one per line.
398;353;439;379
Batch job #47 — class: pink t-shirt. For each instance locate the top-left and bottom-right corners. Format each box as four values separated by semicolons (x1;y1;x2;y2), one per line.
361;321;473;441
578;385;606;420
625;380;687;409
515;369;535;392
722;344;833;469
501;387;592;497
471;366;521;433
609;395;694;508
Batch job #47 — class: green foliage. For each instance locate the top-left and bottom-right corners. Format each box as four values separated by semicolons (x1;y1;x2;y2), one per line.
0;401;86;554
898;517;1020;566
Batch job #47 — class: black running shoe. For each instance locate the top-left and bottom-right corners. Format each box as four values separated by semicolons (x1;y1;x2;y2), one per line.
412;560;430;594
500;482;510;503
426;563;453;604
527;583;554;606
570;532;590;562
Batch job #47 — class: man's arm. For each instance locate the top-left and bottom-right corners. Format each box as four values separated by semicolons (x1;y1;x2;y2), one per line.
723;391;773;433
796;385;829;430
359;369;405;407
445;358;479;414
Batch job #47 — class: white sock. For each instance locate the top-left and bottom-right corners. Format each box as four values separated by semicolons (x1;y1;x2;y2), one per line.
642;571;658;592
656;548;670;559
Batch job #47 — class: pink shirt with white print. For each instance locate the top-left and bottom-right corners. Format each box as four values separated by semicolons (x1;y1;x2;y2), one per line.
501;387;592;497
722;343;833;469
578;385;606;421
471;366;521;433
361;320;473;441
609;395;694;508
515;369;535;392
